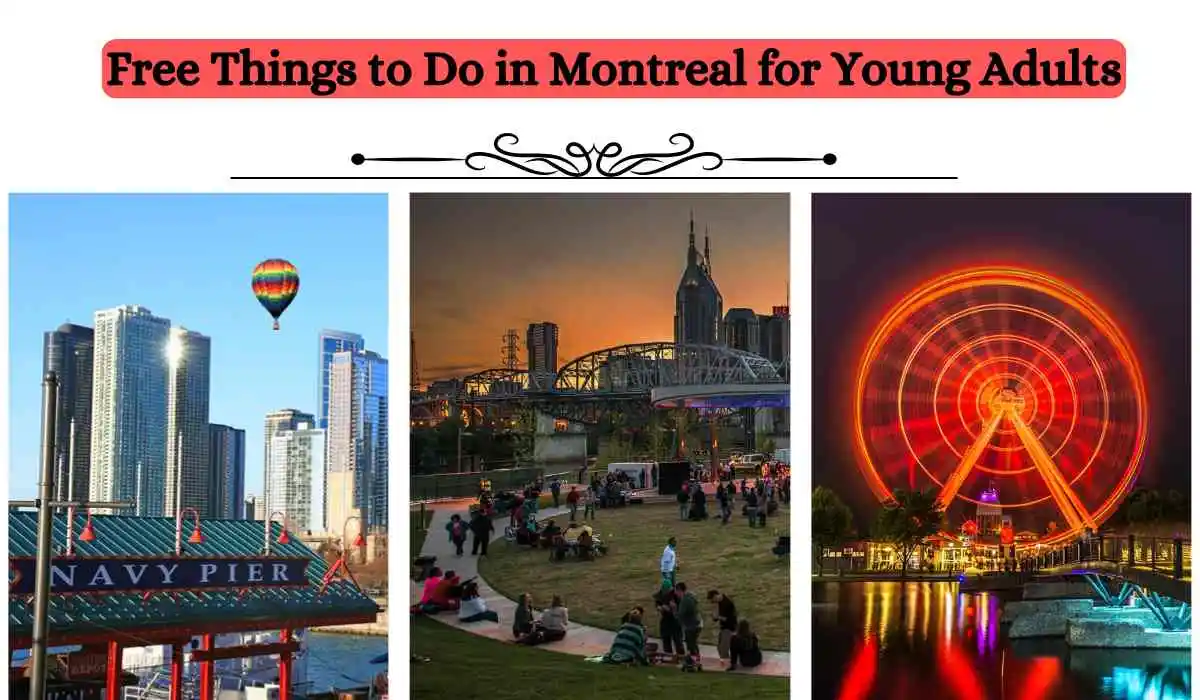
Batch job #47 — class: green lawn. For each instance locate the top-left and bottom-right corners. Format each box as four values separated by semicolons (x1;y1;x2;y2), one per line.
479;504;790;650
410;617;789;698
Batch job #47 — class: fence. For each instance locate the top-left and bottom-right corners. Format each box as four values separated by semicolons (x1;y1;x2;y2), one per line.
1028;533;1191;581
411;466;548;502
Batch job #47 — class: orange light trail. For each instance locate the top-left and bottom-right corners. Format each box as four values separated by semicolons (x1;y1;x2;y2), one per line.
897;304;1107;499
853;266;1148;543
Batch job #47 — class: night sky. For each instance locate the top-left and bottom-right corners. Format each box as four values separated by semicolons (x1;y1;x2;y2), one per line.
812;194;1191;524
411;193;789;382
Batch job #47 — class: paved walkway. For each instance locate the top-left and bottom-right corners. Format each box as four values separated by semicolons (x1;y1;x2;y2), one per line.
409;499;789;676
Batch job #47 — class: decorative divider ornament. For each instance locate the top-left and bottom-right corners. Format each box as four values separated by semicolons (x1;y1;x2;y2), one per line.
350;132;836;177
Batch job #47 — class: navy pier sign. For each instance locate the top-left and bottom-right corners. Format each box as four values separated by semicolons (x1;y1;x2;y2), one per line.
8;557;310;596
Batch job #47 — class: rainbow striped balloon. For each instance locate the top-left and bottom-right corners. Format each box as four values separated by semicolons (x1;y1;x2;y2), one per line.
251;259;300;331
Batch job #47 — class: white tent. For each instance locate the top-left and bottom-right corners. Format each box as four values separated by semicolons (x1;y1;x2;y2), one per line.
606;462;655;489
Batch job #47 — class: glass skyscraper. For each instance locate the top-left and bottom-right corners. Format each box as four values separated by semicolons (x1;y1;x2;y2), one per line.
326;349;388;531
90;305;171;517
318;330;364;430
265;420;325;534
262;408;315;518
209;423;246;520
43;323;95;503
165;327;212;517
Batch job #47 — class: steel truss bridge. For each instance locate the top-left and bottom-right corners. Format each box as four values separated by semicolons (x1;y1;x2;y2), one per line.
413;341;789;425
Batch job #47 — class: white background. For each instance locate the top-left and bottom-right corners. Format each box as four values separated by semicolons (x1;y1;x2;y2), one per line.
1;0;1197;694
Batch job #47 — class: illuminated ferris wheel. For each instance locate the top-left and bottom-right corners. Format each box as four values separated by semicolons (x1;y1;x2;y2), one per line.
852;266;1148;545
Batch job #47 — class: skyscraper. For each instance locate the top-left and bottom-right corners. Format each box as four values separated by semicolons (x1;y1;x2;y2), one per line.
209;424;246;520
90;305;171;516
758;307;790;365
164;327;212;517
265;418;325;534
674;216;723;345
318;330;364;430
722;308;761;352
326;349;389;532
42;323;94;503
526;322;559;391
262;409;315;513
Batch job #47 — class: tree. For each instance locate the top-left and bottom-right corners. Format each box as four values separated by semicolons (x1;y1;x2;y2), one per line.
812;486;856;576
872;489;944;578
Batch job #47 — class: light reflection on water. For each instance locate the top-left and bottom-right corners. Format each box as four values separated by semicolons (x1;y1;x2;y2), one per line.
813;580;1190;700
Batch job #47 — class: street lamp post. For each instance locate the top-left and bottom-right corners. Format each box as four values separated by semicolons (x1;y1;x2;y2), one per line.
175;507;205;555
23;372;134;700
30;372;59;700
264;511;291;555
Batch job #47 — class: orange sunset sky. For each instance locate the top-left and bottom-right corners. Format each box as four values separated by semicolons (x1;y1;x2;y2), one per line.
411;193;790;383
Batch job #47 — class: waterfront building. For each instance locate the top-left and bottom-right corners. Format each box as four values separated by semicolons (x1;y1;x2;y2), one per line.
42;323;94;503
89;305;171;516
326;348;389;533
265;419;326;534
262;409;315;517
209;423;246;520
318;330;364;430
164;327;212;517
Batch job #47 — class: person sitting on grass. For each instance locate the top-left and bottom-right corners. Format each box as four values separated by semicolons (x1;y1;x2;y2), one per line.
412;567;443;611
728;619;763;671
457;581;499;623
602;610;650;665
578;528;595;561
539;519;562;548
515;515;538;546
516;595;569;645
425;570;462;612
513;593;535;638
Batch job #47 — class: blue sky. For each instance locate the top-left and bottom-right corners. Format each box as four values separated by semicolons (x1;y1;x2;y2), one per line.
8;193;389;500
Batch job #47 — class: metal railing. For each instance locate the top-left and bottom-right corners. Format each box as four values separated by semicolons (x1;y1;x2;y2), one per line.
410;466;547;502
1026;533;1191;581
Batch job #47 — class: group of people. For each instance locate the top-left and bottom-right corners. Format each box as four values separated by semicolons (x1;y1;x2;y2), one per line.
651;537;764;671
677;475;785;528
412;567;501;624
510;516;606;560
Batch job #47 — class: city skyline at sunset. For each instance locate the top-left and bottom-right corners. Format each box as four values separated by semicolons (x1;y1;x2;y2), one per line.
411;193;789;383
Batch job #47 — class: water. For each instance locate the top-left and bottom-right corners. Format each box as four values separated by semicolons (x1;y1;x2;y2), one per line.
812;581;1191;700
304;633;388;694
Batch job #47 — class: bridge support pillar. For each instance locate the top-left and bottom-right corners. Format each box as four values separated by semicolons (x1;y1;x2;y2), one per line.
1174;537;1184;580
1128;534;1136;567
710;420;719;483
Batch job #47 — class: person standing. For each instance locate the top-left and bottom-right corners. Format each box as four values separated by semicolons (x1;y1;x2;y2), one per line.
469;509;494;556
660;537;678;586
716;485;731;525
550;477;562;508
654;579;684;660
675;582;703;661
583;485;597;520
677;485;690;521
707;589;738;667
446;514;468;556
566;486;581;520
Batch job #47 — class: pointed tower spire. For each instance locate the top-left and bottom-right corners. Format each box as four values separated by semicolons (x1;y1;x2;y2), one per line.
704;225;711;274
688;209;695;248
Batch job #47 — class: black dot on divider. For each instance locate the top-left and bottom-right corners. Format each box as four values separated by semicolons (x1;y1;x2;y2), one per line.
350;153;366;165
823;153;838;166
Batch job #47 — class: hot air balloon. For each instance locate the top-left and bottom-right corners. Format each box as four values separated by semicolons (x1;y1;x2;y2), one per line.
251;259;300;331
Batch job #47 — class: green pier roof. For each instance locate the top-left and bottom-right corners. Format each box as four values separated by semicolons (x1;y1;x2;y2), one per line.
8;511;380;648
